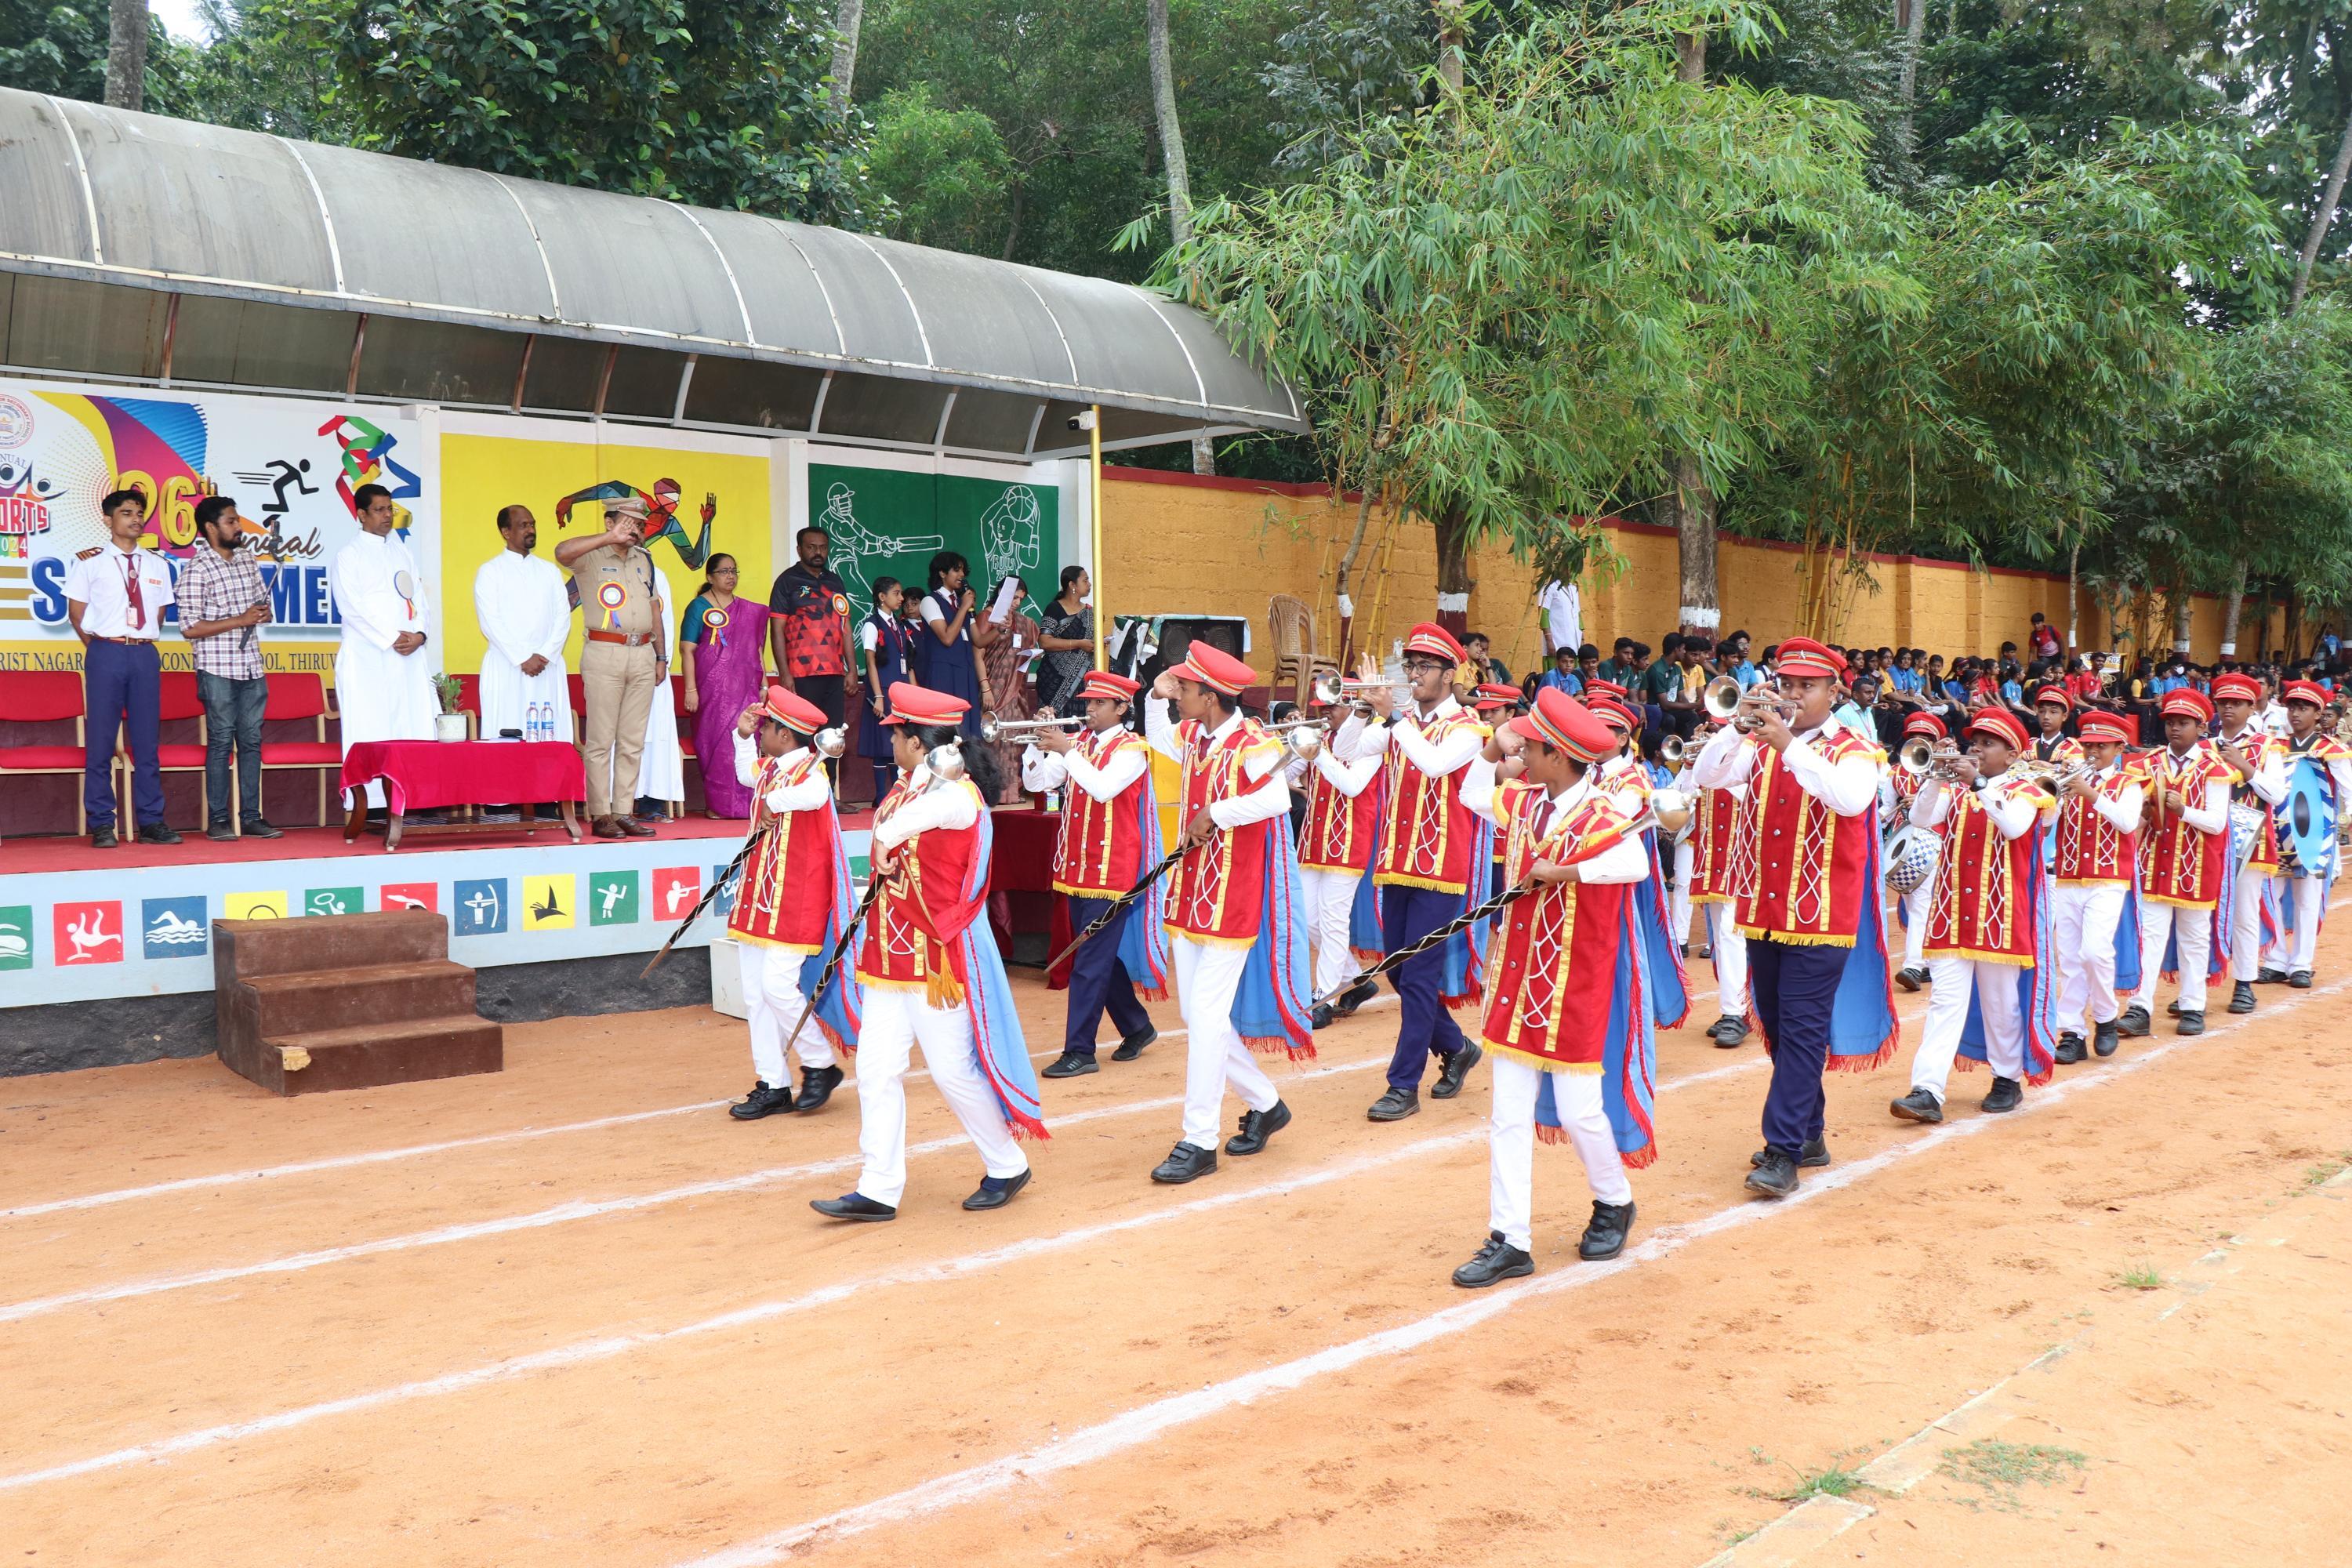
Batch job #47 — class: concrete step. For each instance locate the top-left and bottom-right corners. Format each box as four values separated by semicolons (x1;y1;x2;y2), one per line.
237;960;477;1036
231;1015;505;1096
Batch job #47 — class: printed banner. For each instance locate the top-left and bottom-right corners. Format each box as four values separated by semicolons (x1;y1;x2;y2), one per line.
808;463;1061;615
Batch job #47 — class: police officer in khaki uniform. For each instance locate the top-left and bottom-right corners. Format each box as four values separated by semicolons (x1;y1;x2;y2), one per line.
555;494;666;837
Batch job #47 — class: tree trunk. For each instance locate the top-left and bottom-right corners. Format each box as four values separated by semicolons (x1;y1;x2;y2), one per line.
105;0;147;111
2066;537;2080;652
2172;590;2194;656
1896;0;1928;165
1433;503;1475;639
1662;452;1719;636
1334;488;1379;672
2219;556;2248;659
1145;0;1212;477
2292;99;2352;313
1676;28;1704;82
830;0;866;116
1436;0;1467;93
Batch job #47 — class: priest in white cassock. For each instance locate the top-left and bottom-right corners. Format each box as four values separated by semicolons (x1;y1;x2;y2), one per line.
632;579;686;818
474;504;574;743
328;483;437;808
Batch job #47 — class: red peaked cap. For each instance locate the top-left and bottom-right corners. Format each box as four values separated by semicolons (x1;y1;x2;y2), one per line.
1471;683;1523;711
2076;710;2133;745
1403;621;1468;666
2033;685;2074;712
2283;679;2330;708
1079;670;1141;702
1775;637;1847;681
1508;689;1616;764
1169;643;1256;697
881;681;971;727
1965;707;2029;750
1588;697;1639;734
2159;688;2214;723
760;685;830;735
1903;712;1948;739
2209;671;2262;705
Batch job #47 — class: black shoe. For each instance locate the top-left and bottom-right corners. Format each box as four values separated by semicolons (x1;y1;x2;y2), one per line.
1578;1200;1636;1261
240;818;283;840
1749;1136;1829;1170
1889;1087;1944;1123
1041;1051;1098;1079
2116;1005;2152;1038
2054;1032;2087;1065
1336;978;1379;1016
1310;1004;1336;1031
1745;1150;1799;1199
1367;1086;1421;1122
1111;1025;1156;1062
2290;970;2314;989
1980;1076;2023;1113
2227;980;2256;1014
1151;1142;1218;1184
2257;967;2288;985
2176;1009;2205;1036
205;821;238;842
793;1063;844;1112
136;822;181;845
1431;1040;1483;1100
2167;998;2183;1017
90;824;118;849
728;1081;797;1120
1710;1014;1751;1048
1225;1099;1292;1156
961;1168;1031;1210
1451;1230;1534;1289
2092;1020;2121;1058
810;1192;896;1221
1896;965;1928;993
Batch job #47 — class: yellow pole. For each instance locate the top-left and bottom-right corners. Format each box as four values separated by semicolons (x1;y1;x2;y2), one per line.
1090;405;1106;669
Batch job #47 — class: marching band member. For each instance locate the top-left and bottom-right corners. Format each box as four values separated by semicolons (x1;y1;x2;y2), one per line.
1293;685;1385;1029
1022;672;1166;1077
2261;680;2352;987
725;685;862;1120
2029;686;2086;768
1887;710;2058;1123
1692;638;1898;1197
1682;718;1753;1047
1892;712;1950;993
812;686;1042;1222
2048;710;2145;1063
1472;682;1529;902
2211;671;2288;1016
1588;695;1693;1033
1338;625;1493;1123
1451;691;1658;1287
2119;688;2234;1039
1143;645;1313;1184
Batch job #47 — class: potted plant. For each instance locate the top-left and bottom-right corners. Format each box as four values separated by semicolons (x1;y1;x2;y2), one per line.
433;673;470;742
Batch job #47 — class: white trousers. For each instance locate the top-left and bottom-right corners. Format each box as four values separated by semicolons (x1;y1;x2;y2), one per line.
2051;882;2126;1037
2132;902;2212;1014
1900;877;1934;970
2229;866;2270;982
852;987;1027;1207
1700;902;1747;1017
1670;840;1696;946
1300;867;1362;1002
2263;876;2327;974
1171;934;1279;1150
1909;956;2024;1102
740;942;835;1087
1488;1054;1631;1252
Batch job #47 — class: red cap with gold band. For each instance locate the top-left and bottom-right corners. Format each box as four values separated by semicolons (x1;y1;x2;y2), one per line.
1078;670;1141;704
880;681;971;727
1169;642;1256;697
1470;682;1522;712
1589;697;1638;734
2284;679;2331;709
1583;679;1629;703
1508;689;1616;764
1774;637;1847;681
2032;685;2073;712
1902;712;1948;740
759;684;830;735
2077;710;2133;745
2159;688;2215;724
2209;671;2262;705
1402;621;1467;666
1965;707;2029;750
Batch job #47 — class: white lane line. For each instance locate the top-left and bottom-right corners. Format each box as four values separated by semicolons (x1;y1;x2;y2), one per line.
0;1058;1771;1492
666;973;2352;1567
0;1001;1401;1222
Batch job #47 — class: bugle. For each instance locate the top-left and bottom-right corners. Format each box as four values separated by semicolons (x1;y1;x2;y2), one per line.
1896;736;1936;776
1267;716;1328;760
979;713;1085;743
1658;734;1685;768
1308;672;1413;708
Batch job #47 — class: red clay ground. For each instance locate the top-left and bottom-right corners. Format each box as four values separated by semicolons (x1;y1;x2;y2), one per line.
4;909;2348;1568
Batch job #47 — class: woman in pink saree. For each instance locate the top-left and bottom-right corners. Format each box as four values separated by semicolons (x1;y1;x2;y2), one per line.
681;554;773;818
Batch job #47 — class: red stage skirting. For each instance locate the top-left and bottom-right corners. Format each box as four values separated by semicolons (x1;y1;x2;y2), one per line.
339;740;586;818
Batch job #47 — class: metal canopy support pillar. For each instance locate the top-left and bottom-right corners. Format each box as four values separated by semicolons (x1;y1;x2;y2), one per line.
1089;404;1105;669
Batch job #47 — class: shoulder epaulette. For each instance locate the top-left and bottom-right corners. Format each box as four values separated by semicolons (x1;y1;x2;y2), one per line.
75;546;102;560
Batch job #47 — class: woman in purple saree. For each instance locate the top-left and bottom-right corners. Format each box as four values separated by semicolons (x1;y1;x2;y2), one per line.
681;553;772;818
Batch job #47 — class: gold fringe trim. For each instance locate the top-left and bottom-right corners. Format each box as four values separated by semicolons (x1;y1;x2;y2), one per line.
1051;879;1129;898
925;967;966;1011
2142;893;2222;910
1373;872;1472;895
1922;946;2035;967
2052;876;2132;888
1735;927;1857;949
1480;1038;1606;1075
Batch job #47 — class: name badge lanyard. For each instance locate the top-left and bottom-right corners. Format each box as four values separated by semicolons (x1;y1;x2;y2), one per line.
121;552;147;633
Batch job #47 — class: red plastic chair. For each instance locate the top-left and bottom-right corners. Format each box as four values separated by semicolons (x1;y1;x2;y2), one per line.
0;670;93;834
143;670;212;823
257;673;341;827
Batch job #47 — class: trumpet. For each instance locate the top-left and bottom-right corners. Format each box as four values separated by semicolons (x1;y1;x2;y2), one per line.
1267;716;1329;760
1658;733;1685;768
2010;758;2092;792
1706;673;1797;733
1308;672;1413;708
979;713;1085;743
1896;736;1936;775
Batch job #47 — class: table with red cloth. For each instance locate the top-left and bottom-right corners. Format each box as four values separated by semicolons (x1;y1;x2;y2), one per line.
985;804;1076;984
339;740;585;851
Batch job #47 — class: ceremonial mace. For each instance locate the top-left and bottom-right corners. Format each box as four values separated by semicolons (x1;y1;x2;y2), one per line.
1041;840;1192;973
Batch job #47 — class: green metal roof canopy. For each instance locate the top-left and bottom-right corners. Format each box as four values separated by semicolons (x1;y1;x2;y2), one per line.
0;86;1304;459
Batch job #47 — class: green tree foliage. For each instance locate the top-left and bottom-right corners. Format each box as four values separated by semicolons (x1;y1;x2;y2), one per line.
0;0;199;110
865;84;1012;251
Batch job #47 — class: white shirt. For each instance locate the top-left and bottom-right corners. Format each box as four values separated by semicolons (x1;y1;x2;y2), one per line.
1309;745;1382;798
1143;702;1291;829
1020;729;1148;802
1909;771;2043;838
1692;714;1878;818
64;544;175;640
735;732;833;814
2216;721;2288;805
873;763;980;856
1332;695;1482;779
1459;760;1651;884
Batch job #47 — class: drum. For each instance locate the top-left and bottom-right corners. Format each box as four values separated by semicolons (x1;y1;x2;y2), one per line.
2228;801;2267;866
2281;757;2337;876
1883;824;1939;895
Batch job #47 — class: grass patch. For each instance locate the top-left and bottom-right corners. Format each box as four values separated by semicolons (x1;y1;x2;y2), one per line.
1746;1449;1876;1504
2307;1159;2348;1186
2114;1265;2165;1291
1940;1439;2088;1512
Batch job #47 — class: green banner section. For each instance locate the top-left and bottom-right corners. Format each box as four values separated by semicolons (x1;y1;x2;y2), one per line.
809;463;1061;612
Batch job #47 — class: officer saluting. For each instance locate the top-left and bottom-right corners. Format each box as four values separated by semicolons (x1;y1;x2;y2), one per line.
65;488;182;848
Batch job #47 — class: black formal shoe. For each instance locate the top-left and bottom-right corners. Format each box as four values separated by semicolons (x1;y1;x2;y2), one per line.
1310;1004;1336;1031
1431;1040;1483;1100
1751;1136;1830;1170
1896;965;1928;993
2116;1005;2152;1038
811;1192;897;1221
1225;1099;1292;1156
728;1081;796;1120
136;822;181;845
1710;1014;1751;1048
961;1169;1031;1210
1041;1051;1099;1079
2258;967;2288;985
1451;1230;1534;1289
1980;1076;2023;1113
2227;980;2256;1014
1111;1025;1156;1062
2054;1032;2087;1065
2092;1020;2121;1058
1150;1142;1218;1184
2176;1009;2205;1036
1745;1150;1799;1199
1578;1199;1636;1261
1367;1086;1421;1122
89;825;118;849
793;1062;844;1112
241;818;283;840
2167;997;2183;1017
1337;978;1380;1016
2290;970;2314;989
205;821;238;842
1889;1087;1944;1123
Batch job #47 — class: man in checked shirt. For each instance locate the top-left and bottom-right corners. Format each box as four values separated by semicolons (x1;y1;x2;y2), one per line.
179;495;283;840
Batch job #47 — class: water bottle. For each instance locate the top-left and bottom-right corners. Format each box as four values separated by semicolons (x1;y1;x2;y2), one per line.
528;702;543;743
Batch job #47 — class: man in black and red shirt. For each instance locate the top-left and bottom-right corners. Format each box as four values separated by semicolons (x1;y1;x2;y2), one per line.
768;525;851;740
